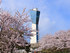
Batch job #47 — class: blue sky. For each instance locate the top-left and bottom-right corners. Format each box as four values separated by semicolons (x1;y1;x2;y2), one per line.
0;0;70;38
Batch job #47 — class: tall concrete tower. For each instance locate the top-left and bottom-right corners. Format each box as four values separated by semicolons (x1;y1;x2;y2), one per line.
30;8;40;44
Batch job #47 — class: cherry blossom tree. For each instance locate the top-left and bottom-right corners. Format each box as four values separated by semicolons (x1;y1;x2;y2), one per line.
0;9;32;53
38;30;70;51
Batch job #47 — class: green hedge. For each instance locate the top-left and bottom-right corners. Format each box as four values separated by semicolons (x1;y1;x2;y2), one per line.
54;48;70;53
38;48;70;53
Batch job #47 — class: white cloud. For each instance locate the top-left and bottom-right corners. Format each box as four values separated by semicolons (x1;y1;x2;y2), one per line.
39;16;56;38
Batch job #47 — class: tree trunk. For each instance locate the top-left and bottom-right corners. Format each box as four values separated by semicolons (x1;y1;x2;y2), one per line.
11;42;14;53
11;47;14;53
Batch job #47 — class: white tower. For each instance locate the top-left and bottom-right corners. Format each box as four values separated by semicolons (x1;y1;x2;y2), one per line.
30;8;40;44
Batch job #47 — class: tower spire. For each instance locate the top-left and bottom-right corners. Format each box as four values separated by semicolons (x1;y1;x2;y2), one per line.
0;0;1;5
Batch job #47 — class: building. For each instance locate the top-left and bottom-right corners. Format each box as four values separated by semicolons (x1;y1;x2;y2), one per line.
30;8;40;44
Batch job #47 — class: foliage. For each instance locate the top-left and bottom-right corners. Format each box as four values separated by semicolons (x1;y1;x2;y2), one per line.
38;30;70;52
0;9;32;53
